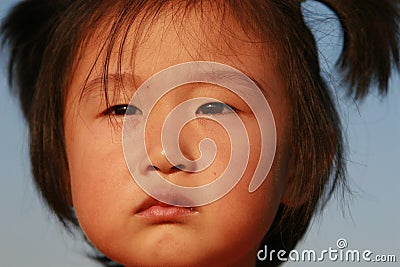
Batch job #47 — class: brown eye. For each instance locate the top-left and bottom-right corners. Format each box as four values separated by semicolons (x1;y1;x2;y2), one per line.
104;104;142;116
195;102;234;116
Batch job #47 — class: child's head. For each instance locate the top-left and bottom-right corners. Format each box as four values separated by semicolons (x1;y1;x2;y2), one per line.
2;0;399;266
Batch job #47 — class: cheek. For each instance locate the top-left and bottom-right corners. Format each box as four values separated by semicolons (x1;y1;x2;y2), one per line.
194;153;289;265
238;110;290;240
197;111;290;257
65;117;134;239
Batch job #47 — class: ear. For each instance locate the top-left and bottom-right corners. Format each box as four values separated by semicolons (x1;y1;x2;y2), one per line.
280;179;308;207
280;126;337;207
278;148;309;207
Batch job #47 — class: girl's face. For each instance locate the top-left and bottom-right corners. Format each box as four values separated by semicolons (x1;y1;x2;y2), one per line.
65;7;292;267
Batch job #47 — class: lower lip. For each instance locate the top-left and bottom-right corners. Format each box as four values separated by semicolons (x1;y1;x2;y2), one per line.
135;205;198;222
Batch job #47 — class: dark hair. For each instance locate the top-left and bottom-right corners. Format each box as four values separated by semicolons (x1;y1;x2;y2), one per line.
1;0;399;266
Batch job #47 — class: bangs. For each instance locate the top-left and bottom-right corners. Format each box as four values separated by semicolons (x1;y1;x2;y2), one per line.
71;0;286;116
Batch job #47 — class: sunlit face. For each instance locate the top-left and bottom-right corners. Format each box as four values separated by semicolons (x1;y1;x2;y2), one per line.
65;5;291;267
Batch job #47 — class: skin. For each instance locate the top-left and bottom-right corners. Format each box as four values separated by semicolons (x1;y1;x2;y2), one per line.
65;4;293;267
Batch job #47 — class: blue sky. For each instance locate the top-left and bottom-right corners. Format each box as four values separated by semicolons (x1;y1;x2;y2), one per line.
0;1;399;266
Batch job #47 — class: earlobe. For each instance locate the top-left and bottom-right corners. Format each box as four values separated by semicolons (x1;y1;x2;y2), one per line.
280;181;308;207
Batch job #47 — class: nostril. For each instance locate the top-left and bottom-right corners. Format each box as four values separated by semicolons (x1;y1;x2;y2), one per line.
173;164;185;171
147;165;159;171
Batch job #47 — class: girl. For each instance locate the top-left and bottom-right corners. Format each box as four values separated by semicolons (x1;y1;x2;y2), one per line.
1;0;399;266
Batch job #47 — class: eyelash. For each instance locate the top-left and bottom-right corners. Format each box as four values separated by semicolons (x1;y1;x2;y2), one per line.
102;102;234;117
195;102;235;116
103;104;142;116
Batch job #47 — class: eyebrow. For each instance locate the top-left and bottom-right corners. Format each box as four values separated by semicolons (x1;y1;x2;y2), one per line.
80;69;269;100
81;73;143;99
205;69;270;99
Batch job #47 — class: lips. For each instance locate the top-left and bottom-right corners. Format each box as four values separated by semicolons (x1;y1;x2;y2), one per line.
134;198;198;221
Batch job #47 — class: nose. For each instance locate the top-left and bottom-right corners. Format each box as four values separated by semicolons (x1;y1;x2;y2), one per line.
142;100;201;176
146;149;187;174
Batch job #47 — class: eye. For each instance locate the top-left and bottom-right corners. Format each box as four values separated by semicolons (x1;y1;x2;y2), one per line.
104;104;142;116
195;102;234;116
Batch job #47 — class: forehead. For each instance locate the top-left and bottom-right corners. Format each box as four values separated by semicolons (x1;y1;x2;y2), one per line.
70;1;282;97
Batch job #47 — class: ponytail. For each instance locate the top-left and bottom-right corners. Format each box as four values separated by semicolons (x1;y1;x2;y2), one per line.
1;0;76;229
315;0;400;99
